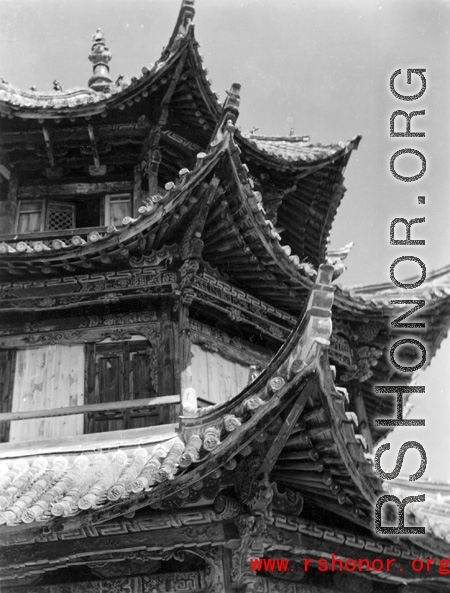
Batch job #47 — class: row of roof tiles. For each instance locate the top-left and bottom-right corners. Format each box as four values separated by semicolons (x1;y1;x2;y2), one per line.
0;265;378;529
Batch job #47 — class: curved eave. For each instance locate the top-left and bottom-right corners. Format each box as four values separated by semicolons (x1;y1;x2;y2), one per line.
238;133;361;170
0;139;225;280
334;270;450;444
202;133;321;313
0;28;219;125
0;265;381;536
335;269;450;366
0;131;323;317
179;28;221;121
335;263;450;317
0;44;183;121
235;134;360;266
0;131;357;316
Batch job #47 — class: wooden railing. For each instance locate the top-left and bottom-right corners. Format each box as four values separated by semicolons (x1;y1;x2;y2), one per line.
0;396;179;423
0;395;214;423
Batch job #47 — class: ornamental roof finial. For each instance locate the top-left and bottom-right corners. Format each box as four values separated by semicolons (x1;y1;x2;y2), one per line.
88;28;113;92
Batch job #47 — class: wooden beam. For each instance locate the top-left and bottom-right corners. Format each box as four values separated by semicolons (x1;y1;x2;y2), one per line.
159;53;188;126
18;181;132;199
144;55;189;198
42;126;55;167
260;377;315;473
0;395;180;422
87;124;101;170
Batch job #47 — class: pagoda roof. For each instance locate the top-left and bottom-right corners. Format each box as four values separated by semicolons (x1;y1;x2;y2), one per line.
0;122;318;314
0;2;359;270
1;0;450;460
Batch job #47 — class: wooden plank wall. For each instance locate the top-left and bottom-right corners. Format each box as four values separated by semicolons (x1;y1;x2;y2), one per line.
10;345;85;442
190;344;249;405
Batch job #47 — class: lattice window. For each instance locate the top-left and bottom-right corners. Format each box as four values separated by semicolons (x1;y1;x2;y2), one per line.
16;200;75;233
46;202;75;231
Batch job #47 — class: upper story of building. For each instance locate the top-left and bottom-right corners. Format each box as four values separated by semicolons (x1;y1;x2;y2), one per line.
0;0;449;454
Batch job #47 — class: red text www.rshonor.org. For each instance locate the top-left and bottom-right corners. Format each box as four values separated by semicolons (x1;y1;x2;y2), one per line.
249;554;450;575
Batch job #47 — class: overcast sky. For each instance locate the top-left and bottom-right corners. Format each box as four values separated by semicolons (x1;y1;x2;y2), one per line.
1;0;450;480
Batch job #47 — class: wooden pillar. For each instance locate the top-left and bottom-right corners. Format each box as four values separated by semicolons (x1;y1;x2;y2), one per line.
350;380;373;452
178;302;192;396
147;144;161;198
0;170;18;235
133;164;142;215
159;302;177;423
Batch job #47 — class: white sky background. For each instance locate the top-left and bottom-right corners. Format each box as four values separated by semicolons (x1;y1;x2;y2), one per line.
0;0;449;479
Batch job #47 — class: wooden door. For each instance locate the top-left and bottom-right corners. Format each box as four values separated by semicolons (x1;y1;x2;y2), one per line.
85;340;157;433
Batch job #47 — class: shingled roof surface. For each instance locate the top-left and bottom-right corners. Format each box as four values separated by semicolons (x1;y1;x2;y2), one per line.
244;134;354;162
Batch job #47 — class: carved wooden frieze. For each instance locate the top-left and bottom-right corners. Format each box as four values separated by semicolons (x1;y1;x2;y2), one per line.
0;312;160;349
161;129;202;154
331;320;386;382
195;273;295;324
0;524;225;580
0;311;156;335
0;269;177;311
3;509;222;548
191;273;293;340
0;246;179;312
329;333;355;370
143;571;205;592
2;571;205;593
190;319;271;367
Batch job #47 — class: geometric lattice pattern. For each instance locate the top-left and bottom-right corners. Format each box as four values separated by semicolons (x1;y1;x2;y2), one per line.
47;203;75;231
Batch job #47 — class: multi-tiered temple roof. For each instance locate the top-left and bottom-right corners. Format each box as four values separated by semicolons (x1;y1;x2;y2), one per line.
1;2;450;592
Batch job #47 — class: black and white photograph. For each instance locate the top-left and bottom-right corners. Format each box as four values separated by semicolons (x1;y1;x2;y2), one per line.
0;1;449;591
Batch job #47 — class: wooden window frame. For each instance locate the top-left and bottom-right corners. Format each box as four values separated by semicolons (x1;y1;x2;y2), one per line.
16;199;75;233
103;193;132;227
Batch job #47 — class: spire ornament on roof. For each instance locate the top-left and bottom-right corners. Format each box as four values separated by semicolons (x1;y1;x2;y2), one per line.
88;28;113;92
